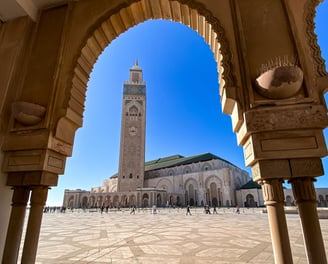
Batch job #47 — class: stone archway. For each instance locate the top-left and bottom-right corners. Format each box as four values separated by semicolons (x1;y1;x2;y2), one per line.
1;1;328;263
81;196;88;208
184;178;198;206
59;0;237;145
67;196;74;208
142;193;149;207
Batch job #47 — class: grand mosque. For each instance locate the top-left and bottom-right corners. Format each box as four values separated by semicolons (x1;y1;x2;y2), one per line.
63;62;328;209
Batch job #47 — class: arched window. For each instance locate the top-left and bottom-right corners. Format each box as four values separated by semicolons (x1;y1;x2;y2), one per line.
245;194;256;207
183;166;192;174
128;105;139;120
202;163;212;171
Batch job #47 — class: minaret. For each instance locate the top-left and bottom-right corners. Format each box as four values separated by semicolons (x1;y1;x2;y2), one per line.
117;60;146;192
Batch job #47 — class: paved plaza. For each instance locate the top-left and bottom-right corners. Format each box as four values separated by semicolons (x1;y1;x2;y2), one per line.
19;208;328;263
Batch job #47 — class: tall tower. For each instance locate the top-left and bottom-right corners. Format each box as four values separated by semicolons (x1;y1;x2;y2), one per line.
117;60;146;192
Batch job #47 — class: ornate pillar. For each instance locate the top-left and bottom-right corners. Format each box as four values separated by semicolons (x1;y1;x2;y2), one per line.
21;186;48;264
290;177;327;264
260;179;293;264
2;186;30;263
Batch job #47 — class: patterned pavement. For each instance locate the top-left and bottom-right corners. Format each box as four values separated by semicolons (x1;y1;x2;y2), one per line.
18;207;328;263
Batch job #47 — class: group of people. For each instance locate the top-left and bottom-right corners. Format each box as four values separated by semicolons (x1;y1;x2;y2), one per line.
186;204;241;215
43;206;66;213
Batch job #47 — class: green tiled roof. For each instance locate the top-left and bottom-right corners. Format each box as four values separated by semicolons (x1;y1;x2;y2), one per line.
110;153;239;178
145;153;234;171
240;180;261;189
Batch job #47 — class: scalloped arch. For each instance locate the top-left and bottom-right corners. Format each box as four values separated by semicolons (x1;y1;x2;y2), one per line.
156;178;173;192
305;0;328;78
68;0;234;129
205;175;222;189
184;178;198;190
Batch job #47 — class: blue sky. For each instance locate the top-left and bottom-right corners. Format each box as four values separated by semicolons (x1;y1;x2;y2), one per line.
47;2;328;206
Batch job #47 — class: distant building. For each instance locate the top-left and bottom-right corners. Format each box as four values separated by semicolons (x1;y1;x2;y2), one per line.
62;62;328;209
63;152;250;208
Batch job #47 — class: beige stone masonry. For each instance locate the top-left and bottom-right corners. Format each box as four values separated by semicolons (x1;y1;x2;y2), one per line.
252;158;324;182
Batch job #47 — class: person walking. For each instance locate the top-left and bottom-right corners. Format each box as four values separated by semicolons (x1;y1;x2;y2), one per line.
186;204;192;216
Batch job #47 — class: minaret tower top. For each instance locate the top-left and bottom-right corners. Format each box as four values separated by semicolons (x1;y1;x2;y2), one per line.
129;59;143;84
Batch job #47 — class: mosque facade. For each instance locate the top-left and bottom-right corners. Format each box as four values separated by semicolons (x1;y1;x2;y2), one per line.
62;62;328;209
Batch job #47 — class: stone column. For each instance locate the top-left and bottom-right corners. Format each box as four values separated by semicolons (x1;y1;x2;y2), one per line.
261;179;293;264
290;177;327;264
2;186;30;263
21;186;48;264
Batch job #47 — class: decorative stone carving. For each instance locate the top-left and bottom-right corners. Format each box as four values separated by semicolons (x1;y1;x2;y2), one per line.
69;0;236;137
11;101;46;126
255;65;303;99
244;105;328;133
304;0;328;77
260;179;285;205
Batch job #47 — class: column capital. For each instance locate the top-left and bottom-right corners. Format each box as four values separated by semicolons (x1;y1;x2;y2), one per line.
259;179;285;205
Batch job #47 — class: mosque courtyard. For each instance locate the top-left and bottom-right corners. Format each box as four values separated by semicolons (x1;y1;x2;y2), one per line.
20;207;328;263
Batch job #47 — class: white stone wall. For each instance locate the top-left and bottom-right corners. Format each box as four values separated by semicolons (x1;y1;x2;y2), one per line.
143;160;250;207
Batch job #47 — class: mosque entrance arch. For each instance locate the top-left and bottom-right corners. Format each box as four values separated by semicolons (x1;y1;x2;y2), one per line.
81;197;88;208
142;193;149;208
245;194;256;208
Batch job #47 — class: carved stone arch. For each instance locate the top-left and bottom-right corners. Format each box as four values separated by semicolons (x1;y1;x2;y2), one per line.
205;175;222;189
183;165;192;174
67;195;74;208
81;196;88;208
156;178;173;192
304;0;328;78
168;169;175;176
201;162;212;172
129;105;139;113
184;178;198;190
89;195;96;207
59;0;237;142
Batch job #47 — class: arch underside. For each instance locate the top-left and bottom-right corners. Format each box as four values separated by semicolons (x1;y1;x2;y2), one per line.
68;0;235;131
